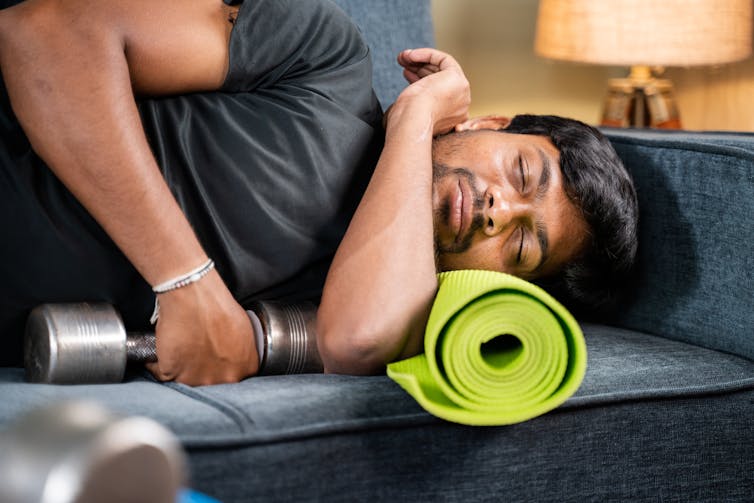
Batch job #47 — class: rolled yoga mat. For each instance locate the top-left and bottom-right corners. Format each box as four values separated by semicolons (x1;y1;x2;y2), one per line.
387;269;587;426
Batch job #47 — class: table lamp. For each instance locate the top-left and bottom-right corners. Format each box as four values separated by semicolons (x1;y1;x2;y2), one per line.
534;0;753;128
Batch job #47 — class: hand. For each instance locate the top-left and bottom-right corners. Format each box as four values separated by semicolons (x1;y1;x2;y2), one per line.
145;269;259;386
390;48;471;136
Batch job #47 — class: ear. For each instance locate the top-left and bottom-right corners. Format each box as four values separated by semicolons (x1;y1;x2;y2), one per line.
454;115;511;132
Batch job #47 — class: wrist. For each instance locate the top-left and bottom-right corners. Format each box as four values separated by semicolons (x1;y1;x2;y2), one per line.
151;258;215;294
386;95;435;140
150;263;231;325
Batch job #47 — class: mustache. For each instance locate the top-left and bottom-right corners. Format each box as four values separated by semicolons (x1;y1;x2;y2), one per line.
433;163;485;254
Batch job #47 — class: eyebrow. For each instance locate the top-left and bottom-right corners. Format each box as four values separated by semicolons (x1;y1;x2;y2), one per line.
531;147;551;273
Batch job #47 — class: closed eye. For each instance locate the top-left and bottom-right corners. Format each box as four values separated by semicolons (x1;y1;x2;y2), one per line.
516;227;525;264
518;156;526;192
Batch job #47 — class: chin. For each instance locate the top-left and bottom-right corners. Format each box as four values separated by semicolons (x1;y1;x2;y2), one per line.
435;253;464;273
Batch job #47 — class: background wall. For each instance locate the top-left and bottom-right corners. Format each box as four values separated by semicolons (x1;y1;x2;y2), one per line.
431;0;754;131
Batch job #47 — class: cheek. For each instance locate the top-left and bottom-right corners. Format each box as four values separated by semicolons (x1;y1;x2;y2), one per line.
438;236;503;272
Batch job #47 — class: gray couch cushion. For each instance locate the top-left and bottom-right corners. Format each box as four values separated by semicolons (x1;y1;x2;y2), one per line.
3;325;752;444
2;324;753;501
605;129;754;361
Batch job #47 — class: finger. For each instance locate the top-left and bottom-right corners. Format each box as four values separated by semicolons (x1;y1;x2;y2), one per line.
398;48;436;66
402;68;420;84
398;53;441;73
144;361;175;382
398;48;459;71
145;361;165;380
415;65;439;78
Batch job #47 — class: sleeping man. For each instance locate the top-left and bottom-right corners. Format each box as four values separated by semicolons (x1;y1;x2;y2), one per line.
0;0;638;384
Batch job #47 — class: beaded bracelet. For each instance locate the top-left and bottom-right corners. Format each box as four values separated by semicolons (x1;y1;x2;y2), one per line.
149;259;215;324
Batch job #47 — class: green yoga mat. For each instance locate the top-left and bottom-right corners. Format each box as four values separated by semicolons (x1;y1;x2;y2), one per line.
387;269;586;426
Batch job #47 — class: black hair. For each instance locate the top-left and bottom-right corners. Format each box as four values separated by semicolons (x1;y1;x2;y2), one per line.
503;114;638;315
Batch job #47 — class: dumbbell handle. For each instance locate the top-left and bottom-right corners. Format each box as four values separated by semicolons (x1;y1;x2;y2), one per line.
124;332;158;363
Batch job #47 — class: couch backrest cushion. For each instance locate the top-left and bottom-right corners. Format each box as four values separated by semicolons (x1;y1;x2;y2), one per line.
604;129;754;360
330;0;435;109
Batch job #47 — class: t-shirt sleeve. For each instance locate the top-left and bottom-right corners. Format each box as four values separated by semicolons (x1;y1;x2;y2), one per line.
221;0;371;94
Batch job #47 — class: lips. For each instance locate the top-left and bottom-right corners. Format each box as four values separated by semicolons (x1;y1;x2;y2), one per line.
451;177;472;244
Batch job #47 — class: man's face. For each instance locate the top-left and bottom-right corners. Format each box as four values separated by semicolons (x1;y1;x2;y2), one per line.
432;129;588;281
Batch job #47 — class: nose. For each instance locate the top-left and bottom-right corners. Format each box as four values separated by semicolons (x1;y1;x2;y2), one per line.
483;185;530;237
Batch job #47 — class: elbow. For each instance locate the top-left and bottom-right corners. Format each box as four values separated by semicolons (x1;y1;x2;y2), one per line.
316;301;430;376
315;268;437;375
316;311;392;376
316;278;436;375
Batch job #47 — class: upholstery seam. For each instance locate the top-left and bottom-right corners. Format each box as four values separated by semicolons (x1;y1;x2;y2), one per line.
162;381;255;433
563;376;754;410
179;412;440;449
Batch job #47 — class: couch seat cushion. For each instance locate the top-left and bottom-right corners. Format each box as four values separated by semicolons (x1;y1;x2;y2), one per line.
1;324;752;446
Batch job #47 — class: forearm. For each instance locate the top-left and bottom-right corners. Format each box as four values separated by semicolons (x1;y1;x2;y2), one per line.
317;98;440;374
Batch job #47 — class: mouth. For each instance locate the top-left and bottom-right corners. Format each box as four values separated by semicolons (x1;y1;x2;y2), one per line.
451;177;473;244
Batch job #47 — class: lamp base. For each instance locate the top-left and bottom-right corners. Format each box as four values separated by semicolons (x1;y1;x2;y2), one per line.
600;70;682;129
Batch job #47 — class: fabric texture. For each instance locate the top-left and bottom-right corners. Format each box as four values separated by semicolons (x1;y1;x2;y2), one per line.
388;270;586;425
329;0;435;108
603;129;754;361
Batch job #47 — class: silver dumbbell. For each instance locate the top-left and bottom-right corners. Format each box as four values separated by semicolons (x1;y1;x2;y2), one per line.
0;401;185;503
24;300;322;384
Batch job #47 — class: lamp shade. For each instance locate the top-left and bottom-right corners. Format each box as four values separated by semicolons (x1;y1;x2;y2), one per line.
535;0;753;67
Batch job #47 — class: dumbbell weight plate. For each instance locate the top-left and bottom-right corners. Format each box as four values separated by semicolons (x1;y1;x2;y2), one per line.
251;300;322;375
25;303;128;384
0;401;185;503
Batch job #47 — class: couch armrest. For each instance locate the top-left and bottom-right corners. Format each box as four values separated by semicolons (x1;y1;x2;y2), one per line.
604;129;754;360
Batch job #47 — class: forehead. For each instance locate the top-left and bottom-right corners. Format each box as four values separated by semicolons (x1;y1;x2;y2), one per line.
480;130;559;159
436;130;560;173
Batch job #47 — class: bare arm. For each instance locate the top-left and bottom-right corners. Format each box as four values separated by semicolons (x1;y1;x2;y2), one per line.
0;0;257;385
317;49;471;374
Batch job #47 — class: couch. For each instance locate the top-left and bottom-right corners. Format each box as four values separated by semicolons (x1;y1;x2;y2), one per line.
2;1;753;501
